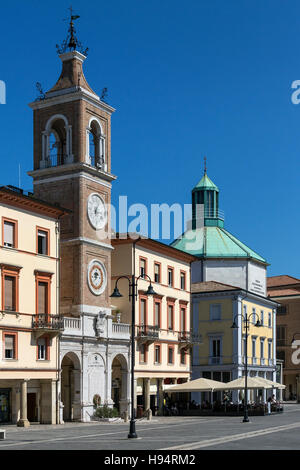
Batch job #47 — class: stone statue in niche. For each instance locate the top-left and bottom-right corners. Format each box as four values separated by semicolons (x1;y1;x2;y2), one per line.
95;311;106;336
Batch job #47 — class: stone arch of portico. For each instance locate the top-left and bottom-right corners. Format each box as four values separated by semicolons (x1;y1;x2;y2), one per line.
111;353;129;415
61;351;81;422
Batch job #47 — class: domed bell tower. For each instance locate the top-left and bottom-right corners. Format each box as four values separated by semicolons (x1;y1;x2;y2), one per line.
28;18;115;317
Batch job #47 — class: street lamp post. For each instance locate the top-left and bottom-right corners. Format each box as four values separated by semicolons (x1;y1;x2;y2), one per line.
110;273;156;439
231;312;262;422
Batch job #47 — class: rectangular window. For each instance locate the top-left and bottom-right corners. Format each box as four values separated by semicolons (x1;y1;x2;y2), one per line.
180;307;186;332
212;339;221;357
154;302;160;328
37;337;49;360
268;341;272;360
154;345;160;364
4;275;16;311
261;310;264;326
277;326;286;346
168;304;174;330
168;268;173;287
210;304;221;321
139;258;146;279
3;333;17;359
154;263;160;283
180;349;186;365
260;340;264;359
3;219;17;248
268;312;272;328
180;272;186;290
35;273;51;324
168;347;174;364
140;344;147;363
38;281;48;314
37;228;49;255
277;305;287;315
140;298;146;325
252;308;256;324
252;338;256;359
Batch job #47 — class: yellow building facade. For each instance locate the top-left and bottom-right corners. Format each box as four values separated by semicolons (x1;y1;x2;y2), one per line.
192;281;277;402
0;186;67;425
111;235;198;415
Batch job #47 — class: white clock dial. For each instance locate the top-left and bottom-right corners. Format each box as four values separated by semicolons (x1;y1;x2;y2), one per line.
87;193;107;230
87;259;107;295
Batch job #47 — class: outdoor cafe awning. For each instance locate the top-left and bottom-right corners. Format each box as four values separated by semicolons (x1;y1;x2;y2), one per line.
253;377;286;390
221;376;286;390
167;377;226;393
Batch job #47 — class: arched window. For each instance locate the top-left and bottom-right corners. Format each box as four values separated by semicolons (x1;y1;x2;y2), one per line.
48;119;67;166
88;119;105;169
41;114;72;169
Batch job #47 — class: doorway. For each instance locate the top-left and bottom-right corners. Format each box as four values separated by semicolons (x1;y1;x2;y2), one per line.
0;389;10;423
27;393;37;422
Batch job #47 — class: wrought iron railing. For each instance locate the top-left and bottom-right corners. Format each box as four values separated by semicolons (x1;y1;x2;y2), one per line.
178;331;202;344
45;154;69;168
136;325;159;339
32;314;64;330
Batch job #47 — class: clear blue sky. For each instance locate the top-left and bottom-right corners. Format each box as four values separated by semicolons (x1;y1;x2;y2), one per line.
0;0;299;278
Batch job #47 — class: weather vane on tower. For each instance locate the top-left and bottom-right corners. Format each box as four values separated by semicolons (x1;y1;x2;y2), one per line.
56;6;89;56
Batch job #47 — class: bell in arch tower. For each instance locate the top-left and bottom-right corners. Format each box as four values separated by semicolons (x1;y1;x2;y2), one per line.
28;17;116;318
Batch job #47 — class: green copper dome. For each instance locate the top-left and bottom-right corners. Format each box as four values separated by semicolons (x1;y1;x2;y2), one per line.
172;171;267;265
171;226;267;263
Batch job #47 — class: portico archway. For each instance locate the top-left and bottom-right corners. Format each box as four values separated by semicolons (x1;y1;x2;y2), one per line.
111;354;129;415
61;352;81;421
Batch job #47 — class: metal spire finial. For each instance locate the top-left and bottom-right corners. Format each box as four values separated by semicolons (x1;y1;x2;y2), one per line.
204;156;207;175
56;7;89;56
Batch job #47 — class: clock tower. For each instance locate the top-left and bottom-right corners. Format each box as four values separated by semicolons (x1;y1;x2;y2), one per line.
28;27;115;319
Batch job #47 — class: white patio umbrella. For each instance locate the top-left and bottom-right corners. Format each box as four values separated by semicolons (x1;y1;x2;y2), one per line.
167;377;226;393
220;376;267;390
253;377;286;390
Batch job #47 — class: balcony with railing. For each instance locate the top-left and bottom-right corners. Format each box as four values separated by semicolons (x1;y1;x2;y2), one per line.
178;331;203;349
111;322;130;340
32;314;64;338
136;325;159;344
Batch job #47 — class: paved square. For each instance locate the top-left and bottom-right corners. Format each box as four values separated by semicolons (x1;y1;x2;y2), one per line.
0;404;299;450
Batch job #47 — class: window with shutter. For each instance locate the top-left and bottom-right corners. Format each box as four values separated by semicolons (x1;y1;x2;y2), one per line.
4;334;16;359
154;302;160;327
38;282;48;314
140;299;146;325
181;307;186;332
168;304;174;330
4;276;16;311
210;304;221;321
3;221;15;248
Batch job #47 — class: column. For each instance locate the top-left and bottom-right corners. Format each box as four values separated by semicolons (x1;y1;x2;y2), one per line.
158;379;164;414
40;380;57;424
40;131;50;168
65;125;73;163
144;378;151;411
106;353;114;408
119;369;130;415
72;370;82;420
17;380;30;427
86;128;91;164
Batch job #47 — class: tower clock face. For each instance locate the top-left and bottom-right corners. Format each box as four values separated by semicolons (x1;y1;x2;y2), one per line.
87;193;107;230
87;259;107;295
